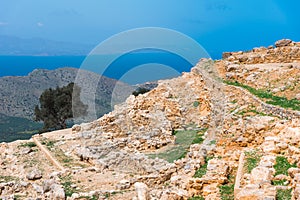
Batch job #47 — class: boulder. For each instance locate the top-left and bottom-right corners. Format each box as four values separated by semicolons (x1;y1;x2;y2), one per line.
32;183;43;193
49;184;65;199
236;188;265;200
116;179;131;190
250;167;273;184
43;179;55;193
26;169;42;180
134;182;149;200
275;39;292;47
222;52;232;59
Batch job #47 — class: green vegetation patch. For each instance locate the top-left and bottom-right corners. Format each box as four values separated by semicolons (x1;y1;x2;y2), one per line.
0;175;19;183
19;141;37;148
41;139;55;149
274;156;296;176
193;101;200;107
244;150;261;173
188;196;205;200
219;184;234;200
193;156;213;178
148;128;206;163
60;175;78;197
276;188;292;200
236;109;268;116
78;195;98;200
224;80;300;111
271;179;288;186
132;87;150;96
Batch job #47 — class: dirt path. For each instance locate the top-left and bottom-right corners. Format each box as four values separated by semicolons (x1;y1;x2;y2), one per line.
32;136;65;171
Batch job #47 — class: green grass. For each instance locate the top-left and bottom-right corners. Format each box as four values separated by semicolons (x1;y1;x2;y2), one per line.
274;156;296;176
219;184;234;200
209;140;216;145
60;175;78;197
19;141;37;148
271;179;288;186
193;162;208;178
193;156;213;178
148;129;205;163
188;196;205;200
236;109;268;116
41;139;55;148
244;150;261;173
276;189;292;200
78;195;98;200
224;80;300;111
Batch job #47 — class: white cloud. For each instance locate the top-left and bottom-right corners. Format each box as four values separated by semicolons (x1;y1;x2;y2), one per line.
37;22;44;27
0;22;8;26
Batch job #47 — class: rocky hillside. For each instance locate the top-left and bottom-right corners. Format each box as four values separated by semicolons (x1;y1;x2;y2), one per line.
1;39;300;200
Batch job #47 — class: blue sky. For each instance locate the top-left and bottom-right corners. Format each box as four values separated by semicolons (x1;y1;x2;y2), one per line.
0;0;299;57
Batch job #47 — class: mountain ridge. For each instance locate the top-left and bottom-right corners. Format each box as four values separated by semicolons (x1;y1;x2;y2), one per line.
0;67;134;120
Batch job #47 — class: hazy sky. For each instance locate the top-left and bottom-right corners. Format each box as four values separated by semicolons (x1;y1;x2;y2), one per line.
0;0;299;56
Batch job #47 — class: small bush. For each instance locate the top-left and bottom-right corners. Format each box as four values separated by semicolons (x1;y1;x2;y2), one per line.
132;87;150;96
193;101;200;107
41;139;55;148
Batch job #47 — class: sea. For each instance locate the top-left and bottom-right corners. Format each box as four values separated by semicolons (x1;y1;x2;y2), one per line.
0;51;202;84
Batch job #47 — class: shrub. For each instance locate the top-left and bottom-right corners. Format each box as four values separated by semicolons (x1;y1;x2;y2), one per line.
132;87;150;96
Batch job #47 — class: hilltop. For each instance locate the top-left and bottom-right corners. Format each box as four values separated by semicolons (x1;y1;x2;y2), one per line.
1;39;300;199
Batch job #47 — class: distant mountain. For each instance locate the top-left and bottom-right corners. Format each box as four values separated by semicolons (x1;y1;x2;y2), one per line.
0;67;135;120
0;35;93;55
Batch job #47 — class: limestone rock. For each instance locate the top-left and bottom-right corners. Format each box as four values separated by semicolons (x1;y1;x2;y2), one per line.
49;184;65;199
26;169;42;180
134;182;149;200
293;184;300;199
250;167;273;184
288;168;300;178
275;39;292;47
116;179;131;190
